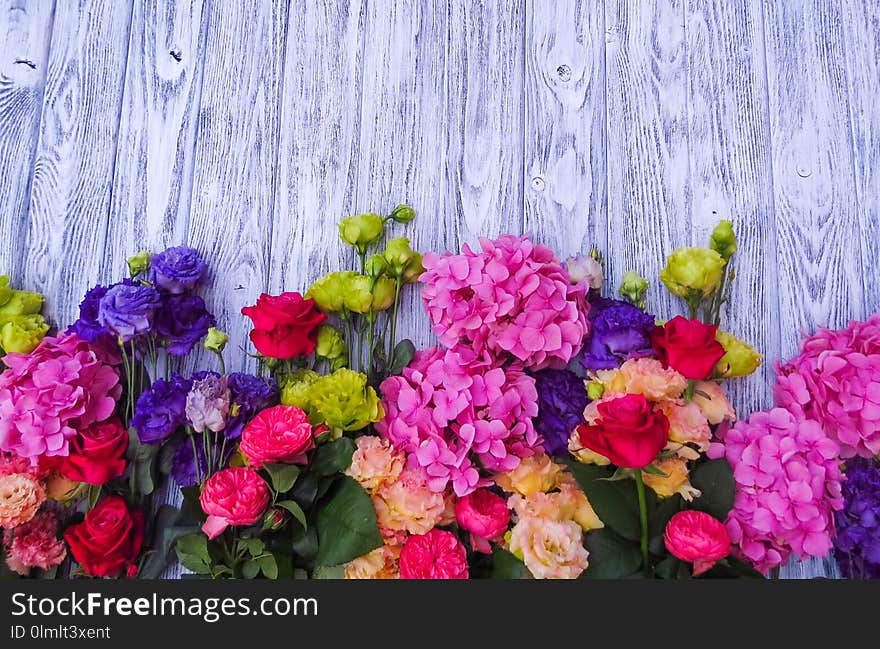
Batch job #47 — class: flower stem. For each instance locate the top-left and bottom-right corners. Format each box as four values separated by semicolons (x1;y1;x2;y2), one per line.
188;427;202;484
634;470;649;573
388;277;402;359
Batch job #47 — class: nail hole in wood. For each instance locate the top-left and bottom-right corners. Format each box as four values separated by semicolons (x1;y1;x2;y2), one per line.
556;64;571;81
531;176;546;192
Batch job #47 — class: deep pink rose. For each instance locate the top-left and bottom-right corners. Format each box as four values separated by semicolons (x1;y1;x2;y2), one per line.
454;488;509;553
664;510;730;576
399;529;468;579
239;405;314;469
199;467;270;539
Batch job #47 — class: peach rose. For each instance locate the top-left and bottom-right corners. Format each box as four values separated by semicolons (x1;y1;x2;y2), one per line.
494;453;563;497
655;399;711;456
692;380;736;425
593;358;687;401
345;436;404;494
344;544;400;579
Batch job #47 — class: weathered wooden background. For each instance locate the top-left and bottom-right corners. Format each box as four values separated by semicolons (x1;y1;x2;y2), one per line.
2;0;878;579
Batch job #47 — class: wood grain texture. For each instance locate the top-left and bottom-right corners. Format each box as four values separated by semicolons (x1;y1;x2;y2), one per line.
604;0;691;318
103;0;210;276
684;0;777;416
841;0;880;314
186;0;288;372
20;0;133;325
523;0;607;261
0;0;54;282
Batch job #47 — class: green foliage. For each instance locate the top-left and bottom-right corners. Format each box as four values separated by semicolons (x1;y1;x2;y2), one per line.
315;476;383;567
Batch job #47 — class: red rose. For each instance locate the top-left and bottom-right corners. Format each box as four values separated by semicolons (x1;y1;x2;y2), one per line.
576;393;669;468
64;496;144;577
241;292;326;359
59;417;128;485
649;316;725;379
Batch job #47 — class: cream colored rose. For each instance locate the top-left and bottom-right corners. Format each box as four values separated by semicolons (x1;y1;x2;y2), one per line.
509;516;589;579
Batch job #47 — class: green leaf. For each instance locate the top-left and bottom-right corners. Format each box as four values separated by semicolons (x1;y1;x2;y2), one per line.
291;525;319;564
175;533;212;575
158;438;178;477
259;555;278;579
311;437;356;476
389;339;415;375
313;565;345;579
655;555;683;580
276;500;308;529
264;463;301;494
242;559;260;579
315;476;383;567
180;485;206;524
491;549;527;579
582;529;643;579
564;460;614;490
291;472;319;509
139;505;191;579
648;494;683;538
690;458;735;521
581;478;641;541
642;464;669;478
238;538;265;557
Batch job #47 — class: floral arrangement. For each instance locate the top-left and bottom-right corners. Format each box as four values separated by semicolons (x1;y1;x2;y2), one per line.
0;211;874;580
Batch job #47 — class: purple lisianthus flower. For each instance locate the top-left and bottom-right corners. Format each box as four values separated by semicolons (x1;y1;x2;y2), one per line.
131;373;193;444
224;373;279;440
97;282;162;342
154;294;216;356
532;369;589;456
68;284;111;342
150;246;207;295
171;436;232;487
581;297;656;371
834;457;880;579
185;374;230;434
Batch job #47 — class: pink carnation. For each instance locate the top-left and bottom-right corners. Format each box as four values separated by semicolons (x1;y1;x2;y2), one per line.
708;408;844;574
774;314;880;458
377;346;540;497
420;235;589;369
399;529;468;579
373;467;447;539
0;333;121;464
3;510;66;575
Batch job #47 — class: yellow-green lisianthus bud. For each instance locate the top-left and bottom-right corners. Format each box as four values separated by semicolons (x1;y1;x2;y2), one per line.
401;251;424;284
309;368;384;435
0;314;49;354
586;380;605;401
338;213;385;254
203;327;229;353
365;254;388;278
0;276;11;307
709;220;737;261
388;204;416;224
306;271;352;313
280;369;320;414
342;274;374;314
0;288;43;316
127;250;151;277
371;277;396;311
315;324;346;360
715;330;762;378
660;247;725;298
619;271;649;309
383;237;416;276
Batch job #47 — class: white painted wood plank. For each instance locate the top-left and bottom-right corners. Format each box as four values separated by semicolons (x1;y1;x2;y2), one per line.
604;0;690;318
0;0;54;284
186;0;288;373
268;0;362;297
103;0;210;277
20;0;133;325
763;0;864;579
523;0;607;261
841;0;880;314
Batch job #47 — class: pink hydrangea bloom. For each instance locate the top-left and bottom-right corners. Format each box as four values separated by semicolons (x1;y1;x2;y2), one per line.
377;346;540;497
3;510;66;575
0;333;121;464
420;235;589;369
774;314;880;458
708;408;844;574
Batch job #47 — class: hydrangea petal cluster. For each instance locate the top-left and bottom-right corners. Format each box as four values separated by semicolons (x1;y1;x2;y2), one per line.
532;369;589;456
3;511;66;575
0;333;121;463
774;314;880;458
377;346;540;497
708;408;844;573
420;235;589;369
833;457;880;579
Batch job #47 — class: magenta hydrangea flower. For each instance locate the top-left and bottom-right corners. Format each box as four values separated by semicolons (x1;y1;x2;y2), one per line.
0;333;122;463
774;314;880;458
377;346;540;497
708;408;844;574
420;235;590;370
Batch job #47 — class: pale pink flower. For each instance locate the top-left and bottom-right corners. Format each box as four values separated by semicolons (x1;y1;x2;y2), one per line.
692;380;736;425
373;467;446;537
655;399;712;454
420;235;590;370
3;510;66;575
346;436;405;494
708;407;844;574
508;516;589;579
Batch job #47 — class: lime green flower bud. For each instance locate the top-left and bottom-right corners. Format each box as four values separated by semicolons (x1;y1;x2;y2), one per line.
586;380;605;401
0;276;11;307
338;213;385;254
0;289;43;316
315;324;346;360
709;220;737;261
342;274;374;314
715;330;762;378
306;271;352;313
383;237;415;277
127;250;151;277
660;247;725;298
309;369;384;435
365;254;388;278
280;369;320;414
371;277;396;312
203;327;229;353
388;204;416;224
401;251;424;284
0;314;49;354
619;271;649;310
